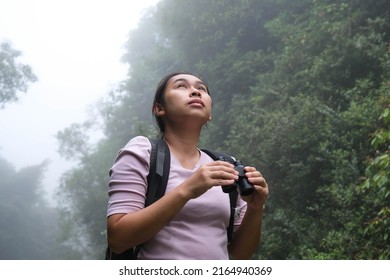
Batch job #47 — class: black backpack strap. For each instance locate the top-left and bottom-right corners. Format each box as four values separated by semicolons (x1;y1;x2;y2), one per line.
227;189;238;243
145;138;170;207
201;149;238;243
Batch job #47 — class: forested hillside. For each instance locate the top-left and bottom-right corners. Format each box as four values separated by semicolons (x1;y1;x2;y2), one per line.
56;0;389;259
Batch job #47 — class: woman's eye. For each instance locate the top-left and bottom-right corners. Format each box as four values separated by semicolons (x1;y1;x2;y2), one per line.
177;84;186;88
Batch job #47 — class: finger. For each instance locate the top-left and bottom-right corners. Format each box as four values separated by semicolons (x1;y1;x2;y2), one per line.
212;160;235;169
209;169;238;181
245;170;263;179
244;166;257;172
218;179;237;186
207;162;237;175
244;166;263;175
248;176;267;188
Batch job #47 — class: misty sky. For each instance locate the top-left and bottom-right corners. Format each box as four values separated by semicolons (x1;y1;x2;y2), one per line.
0;0;160;204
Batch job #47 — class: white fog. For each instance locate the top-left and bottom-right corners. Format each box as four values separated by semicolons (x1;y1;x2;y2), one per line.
0;0;160;205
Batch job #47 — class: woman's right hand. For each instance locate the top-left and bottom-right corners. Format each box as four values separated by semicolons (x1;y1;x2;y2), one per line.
180;161;239;199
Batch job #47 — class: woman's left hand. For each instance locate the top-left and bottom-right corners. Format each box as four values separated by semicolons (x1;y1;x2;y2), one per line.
240;166;269;211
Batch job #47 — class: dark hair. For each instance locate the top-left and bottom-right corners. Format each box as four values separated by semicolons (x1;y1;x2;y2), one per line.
152;72;210;135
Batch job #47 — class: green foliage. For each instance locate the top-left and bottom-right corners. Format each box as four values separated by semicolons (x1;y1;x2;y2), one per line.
0;157;77;259
55;0;390;259
358;102;390;259
0;41;37;108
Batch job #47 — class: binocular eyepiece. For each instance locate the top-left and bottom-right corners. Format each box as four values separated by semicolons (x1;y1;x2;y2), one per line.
219;157;254;196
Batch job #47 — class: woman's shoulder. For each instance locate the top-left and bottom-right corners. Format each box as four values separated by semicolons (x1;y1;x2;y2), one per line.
124;135;151;148
109;136;152;177
118;136;152;159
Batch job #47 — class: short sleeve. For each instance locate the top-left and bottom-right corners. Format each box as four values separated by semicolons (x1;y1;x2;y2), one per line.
106;136;151;217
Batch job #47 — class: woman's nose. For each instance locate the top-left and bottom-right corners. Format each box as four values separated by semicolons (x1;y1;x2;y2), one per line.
190;88;201;97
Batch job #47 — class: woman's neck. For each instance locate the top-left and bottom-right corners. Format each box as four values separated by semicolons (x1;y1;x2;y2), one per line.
163;127;201;168
163;128;200;152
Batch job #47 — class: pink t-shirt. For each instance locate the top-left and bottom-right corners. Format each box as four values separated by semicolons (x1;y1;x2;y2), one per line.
107;136;247;259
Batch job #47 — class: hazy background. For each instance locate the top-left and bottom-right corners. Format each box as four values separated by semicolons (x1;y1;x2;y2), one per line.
0;0;160;205
0;0;388;260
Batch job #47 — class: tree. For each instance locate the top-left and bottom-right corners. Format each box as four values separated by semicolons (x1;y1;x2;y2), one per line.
0;41;37;108
0;157;76;259
56;122;120;258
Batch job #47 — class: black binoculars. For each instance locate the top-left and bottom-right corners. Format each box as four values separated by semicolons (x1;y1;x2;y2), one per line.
220;157;254;196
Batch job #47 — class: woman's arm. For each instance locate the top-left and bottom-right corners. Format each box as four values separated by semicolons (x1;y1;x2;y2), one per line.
228;167;269;259
107;184;191;254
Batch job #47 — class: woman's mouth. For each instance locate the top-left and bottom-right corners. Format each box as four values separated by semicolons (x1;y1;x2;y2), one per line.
188;99;205;107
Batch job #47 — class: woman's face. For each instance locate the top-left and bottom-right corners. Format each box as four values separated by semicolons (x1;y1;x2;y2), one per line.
155;74;212;127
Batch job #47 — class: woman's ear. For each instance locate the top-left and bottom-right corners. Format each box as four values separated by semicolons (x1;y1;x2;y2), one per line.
153;103;165;116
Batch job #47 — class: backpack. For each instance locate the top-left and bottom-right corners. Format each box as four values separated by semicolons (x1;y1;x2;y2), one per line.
105;138;238;260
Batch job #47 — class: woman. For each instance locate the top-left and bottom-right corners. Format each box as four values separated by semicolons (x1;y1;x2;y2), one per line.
106;72;269;259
